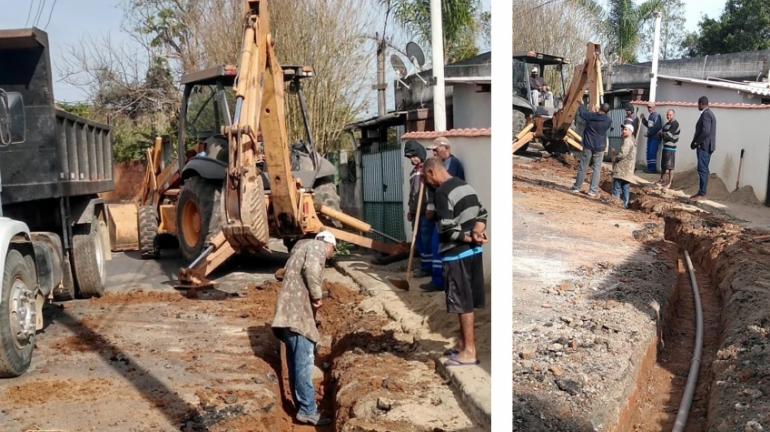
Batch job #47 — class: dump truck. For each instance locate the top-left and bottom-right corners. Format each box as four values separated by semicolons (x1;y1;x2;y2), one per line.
0;28;114;376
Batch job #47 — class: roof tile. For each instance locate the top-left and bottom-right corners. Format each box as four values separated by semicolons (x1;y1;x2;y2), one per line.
401;128;491;140
631;100;770;110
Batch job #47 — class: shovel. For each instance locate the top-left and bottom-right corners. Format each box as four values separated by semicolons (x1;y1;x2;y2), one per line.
389;181;425;291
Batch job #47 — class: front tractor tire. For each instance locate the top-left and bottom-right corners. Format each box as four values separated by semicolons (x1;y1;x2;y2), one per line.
177;177;222;263
138;206;160;259
0;248;37;377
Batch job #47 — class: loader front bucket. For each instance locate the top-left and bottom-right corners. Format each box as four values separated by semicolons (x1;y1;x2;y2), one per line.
107;203;139;251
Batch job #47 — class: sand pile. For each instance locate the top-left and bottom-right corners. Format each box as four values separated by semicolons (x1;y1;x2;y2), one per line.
670;169;761;205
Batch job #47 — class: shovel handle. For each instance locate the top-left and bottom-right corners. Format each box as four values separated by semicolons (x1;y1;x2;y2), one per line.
405;181;426;290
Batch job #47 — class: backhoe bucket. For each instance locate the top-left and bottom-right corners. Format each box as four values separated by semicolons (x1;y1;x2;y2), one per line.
107;203;139;251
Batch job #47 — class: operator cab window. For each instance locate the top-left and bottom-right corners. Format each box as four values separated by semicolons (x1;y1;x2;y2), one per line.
186;84;224;145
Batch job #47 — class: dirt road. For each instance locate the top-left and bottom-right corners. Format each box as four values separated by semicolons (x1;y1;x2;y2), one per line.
0;250;476;431
514;153;770;431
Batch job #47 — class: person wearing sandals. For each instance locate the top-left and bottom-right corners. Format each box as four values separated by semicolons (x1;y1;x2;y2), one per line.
422;157;488;366
658;109;680;189
611;124;638;208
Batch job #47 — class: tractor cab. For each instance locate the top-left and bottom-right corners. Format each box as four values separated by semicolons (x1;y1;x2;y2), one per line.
177;64;335;191
512;51;569;118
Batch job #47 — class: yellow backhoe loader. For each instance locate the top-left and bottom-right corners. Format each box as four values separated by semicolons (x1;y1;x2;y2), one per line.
512;43;604;154
109;0;407;286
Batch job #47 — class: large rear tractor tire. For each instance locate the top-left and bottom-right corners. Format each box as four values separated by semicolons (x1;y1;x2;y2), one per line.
177;176;222;263
512;109;529;155
72;218;107;298
138;206;160;259
0;248;37;377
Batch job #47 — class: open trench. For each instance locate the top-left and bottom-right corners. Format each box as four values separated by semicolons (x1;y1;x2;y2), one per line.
1;270;473;432
513;155;769;431
612;187;770;431
617;254;722;432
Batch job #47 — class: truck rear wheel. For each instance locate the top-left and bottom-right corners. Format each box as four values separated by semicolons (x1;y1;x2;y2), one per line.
72;219;107;298
177;177;222;262
138;206;160;259
0;248;37;377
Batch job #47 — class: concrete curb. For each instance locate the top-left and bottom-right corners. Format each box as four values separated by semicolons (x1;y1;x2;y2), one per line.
333;260;491;429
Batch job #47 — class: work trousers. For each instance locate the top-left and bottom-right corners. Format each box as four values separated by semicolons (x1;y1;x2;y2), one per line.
276;329;317;417
612;178;631;208
697;148;712;196
572;148;604;195
416;217;434;273
646;136;661;172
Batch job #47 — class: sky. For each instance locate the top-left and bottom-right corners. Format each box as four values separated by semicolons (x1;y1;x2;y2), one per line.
0;0;725;103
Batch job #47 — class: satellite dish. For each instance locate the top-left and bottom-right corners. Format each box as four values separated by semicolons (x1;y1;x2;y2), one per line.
406;42;425;68
390;54;408;79
390;54;411;89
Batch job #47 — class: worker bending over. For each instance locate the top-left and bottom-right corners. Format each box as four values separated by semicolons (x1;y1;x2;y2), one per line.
272;231;337;426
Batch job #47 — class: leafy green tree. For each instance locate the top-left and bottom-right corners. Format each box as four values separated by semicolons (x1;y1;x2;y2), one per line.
605;0;663;63
384;0;484;63
685;0;770;56
638;0;687;60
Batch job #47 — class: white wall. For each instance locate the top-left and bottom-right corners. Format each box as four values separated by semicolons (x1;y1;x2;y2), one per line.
635;102;770;202
452;85;491;129
657;80;762;105
403;136;492;283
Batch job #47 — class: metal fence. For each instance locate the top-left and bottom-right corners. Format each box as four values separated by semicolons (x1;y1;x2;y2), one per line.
608;108;626;156
362;148;405;242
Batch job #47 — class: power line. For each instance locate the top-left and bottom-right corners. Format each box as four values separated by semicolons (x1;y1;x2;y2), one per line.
33;0;47;27
24;0;36;27
43;0;58;29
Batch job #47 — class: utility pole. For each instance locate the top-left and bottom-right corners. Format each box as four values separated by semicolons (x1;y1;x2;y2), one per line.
430;0;446;131
649;11;662;102
375;33;387;117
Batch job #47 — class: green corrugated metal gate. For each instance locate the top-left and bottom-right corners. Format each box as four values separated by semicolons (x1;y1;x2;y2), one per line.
362;148;406;242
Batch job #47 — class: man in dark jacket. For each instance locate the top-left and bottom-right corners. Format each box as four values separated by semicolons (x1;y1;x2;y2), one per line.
623;103;640;140
640;102;663;173
570;102;612;197
690;96;717;200
404;141;432;277
658;109;680;189
422;157;487;366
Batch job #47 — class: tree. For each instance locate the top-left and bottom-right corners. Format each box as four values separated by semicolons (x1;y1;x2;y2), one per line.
604;0;662;63
120;0;373;154
511;0;603;64
384;0;484;63
685;0;770;56
61;37;178;162
638;0;687;60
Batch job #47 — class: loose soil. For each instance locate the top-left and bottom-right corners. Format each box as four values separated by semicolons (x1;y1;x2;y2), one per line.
515;153;770;431
0;266;475;431
624;257;722;432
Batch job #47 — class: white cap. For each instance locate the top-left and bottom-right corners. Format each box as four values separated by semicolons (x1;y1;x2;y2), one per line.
315;231;337;249
622;123;634;133
427;136;450;150
531;67;538;74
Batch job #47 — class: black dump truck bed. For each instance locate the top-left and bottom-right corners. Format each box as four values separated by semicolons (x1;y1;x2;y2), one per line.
0;28;113;205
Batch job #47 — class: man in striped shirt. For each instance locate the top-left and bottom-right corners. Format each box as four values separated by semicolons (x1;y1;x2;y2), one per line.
422;157;488;366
